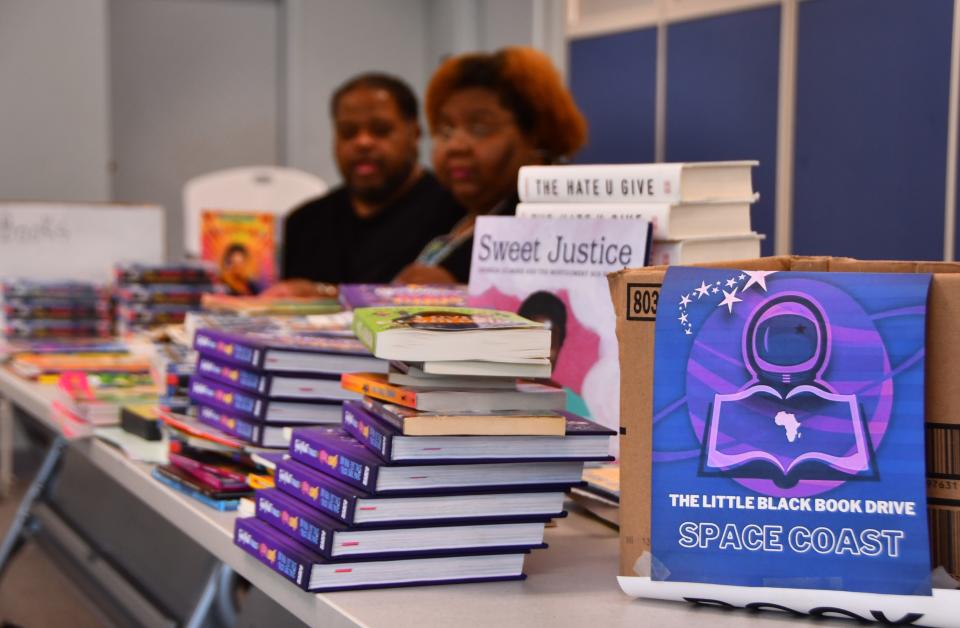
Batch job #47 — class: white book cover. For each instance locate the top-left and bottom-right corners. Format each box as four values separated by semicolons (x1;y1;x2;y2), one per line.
517;161;757;204
468;216;653;457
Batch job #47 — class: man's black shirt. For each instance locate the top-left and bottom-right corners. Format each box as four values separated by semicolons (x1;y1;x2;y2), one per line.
282;172;463;284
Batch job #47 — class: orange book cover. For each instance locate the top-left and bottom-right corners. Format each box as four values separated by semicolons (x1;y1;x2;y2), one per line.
340;372;418;409
200;210;277;295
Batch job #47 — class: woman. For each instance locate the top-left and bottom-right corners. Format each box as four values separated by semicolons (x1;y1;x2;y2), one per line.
395;47;587;284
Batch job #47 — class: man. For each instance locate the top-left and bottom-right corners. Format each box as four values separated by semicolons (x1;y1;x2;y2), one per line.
271;73;463;294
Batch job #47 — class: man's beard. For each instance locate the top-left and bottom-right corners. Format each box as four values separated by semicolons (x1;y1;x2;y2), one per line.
350;160;416;204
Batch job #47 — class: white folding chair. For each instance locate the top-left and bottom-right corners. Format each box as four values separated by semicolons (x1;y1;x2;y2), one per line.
182;166;327;258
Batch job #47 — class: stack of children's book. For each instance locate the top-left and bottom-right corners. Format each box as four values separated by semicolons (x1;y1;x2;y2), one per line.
54;370;160;426
1;280;112;343
114;263;216;334
516;161;762;264
186;327;385;449
153;410;267;511
232;306;614;591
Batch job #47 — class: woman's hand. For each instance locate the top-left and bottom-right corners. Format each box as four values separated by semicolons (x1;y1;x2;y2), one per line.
261;279;325;297
394;263;458;285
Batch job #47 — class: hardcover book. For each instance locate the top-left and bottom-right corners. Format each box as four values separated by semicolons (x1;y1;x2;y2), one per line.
354;396;565;437
351;306;550;363
340;372;564;413
196;355;359;401
273;456;566;526
649;233;763;266
514;199;755;240
517;161;757;203
341;399;614;463
288;427;585;494
195;403;295;449
192;328;382;374
188;376;342;424
255;488;546;558
233;517;527;592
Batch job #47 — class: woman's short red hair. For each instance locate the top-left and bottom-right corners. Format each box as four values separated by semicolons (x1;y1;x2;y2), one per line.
426;47;588;161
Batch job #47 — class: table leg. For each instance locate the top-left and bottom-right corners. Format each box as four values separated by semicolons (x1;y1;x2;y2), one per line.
0;396;13;499
0;436;65;577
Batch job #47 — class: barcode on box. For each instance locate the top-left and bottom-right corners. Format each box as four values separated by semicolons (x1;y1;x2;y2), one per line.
928;505;959;579
926;424;959;477
626;283;660;321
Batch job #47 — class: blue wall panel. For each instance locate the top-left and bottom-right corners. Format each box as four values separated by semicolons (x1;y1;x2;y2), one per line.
794;0;952;260
665;6;781;256
569;28;657;164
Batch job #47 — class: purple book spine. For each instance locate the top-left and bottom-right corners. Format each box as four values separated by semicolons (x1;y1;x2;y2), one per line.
194;329;264;369
274;459;358;524
289;431;377;491
234;518;312;590
341;401;393;461
188;376;264;421
195;404;262;445
196;356;267;395
255;489;335;557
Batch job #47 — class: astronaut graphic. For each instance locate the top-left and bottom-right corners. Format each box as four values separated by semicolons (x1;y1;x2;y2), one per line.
700;293;876;487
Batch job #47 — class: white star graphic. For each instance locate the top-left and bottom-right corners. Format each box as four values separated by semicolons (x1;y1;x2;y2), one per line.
684;328;692;335
725;277;737;288
679;294;691;307
678;312;688;324
711;286;719;294
715;280;722;286
742;270;776;293
738;273;746;280
718;287;742;313
695;281;711;299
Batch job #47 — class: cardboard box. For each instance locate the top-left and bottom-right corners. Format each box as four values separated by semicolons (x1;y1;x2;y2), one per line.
608;255;960;579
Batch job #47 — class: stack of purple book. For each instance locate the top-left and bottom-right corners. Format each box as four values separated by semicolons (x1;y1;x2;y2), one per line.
232;306;615;592
234;407;612;592
187;328;386;448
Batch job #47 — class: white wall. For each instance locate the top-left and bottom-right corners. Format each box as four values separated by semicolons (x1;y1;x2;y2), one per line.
0;0;111;202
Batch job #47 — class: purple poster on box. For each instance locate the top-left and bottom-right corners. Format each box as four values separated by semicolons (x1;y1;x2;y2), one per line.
651;267;932;595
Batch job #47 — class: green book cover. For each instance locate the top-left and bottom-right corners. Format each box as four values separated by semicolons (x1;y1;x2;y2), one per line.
351;306;544;354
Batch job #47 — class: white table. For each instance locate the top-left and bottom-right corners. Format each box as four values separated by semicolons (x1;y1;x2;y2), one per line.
0;368;801;627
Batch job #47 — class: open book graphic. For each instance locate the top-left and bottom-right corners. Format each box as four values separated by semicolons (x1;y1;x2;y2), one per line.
702;384;874;483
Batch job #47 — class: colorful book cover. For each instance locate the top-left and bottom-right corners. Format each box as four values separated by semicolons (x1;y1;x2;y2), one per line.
234;517;314;589
200;211;276;295
650;267;931;595
189;376;264;421
289;427;380;491
468;215;653;457
339;284;468;309
115;283;210;305
351;306;543;355
195;403;263;445
274;456;360;523
256;488;337;556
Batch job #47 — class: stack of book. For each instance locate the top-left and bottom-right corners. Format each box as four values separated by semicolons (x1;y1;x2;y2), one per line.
516;161;762;264
187;328;385;448
232;306;614;591
0;280;112;342
54;371;160;426
154;410;264;511
114;263;216;334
